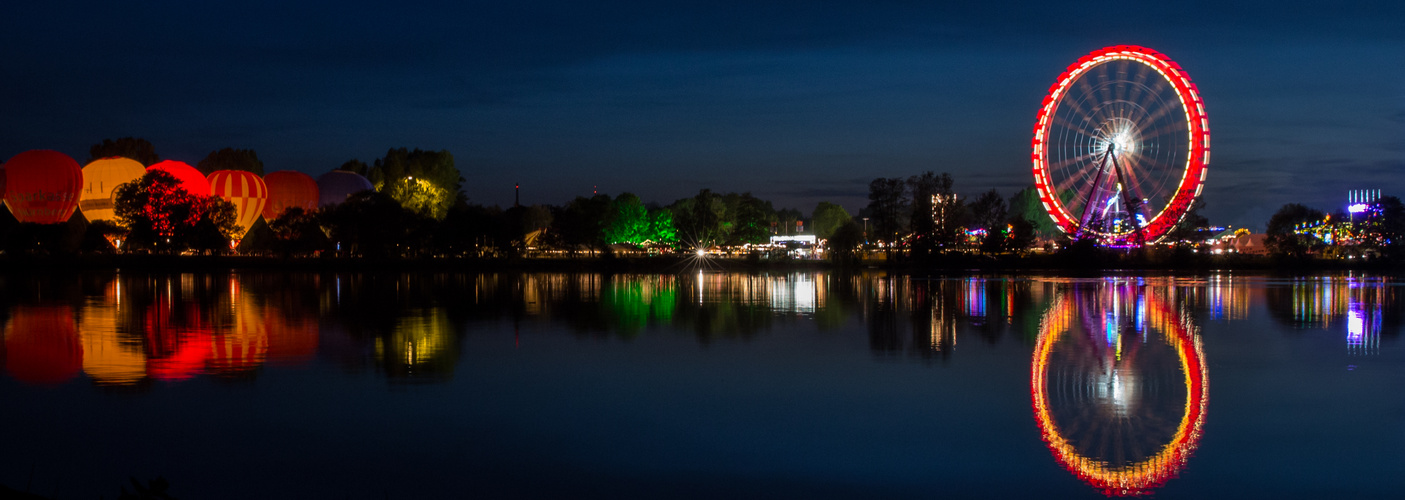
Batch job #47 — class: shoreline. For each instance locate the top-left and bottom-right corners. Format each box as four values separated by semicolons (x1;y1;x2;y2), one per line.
0;253;1400;275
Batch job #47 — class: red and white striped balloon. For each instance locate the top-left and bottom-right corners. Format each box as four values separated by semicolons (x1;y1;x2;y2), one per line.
207;170;268;240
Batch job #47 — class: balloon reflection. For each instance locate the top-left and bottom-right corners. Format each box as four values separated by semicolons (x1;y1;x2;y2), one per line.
1031;282;1207;496
80;281;145;385
5;306;83;385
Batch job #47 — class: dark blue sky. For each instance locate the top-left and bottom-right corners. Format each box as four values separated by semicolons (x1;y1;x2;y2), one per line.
2;1;1402;229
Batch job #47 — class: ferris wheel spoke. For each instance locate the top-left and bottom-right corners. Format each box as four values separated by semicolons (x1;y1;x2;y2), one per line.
1135;120;1189;144
1048;152;1098;173
1050;115;1103;141
1137;102;1186;131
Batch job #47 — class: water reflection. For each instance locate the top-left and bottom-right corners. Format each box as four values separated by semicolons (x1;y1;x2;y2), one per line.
0;272;1397;386
1031;281;1208;496
1265;275;1398;355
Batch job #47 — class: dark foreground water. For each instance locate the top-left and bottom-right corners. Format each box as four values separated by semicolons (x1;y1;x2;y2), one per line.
1;271;1402;499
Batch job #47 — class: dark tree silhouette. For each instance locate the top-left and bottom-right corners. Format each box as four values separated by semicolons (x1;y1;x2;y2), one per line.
196;147;264;175
866;177;908;248
88;137;159;165
811;202;851;240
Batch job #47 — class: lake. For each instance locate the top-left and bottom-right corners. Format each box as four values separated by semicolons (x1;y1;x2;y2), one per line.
0;270;1401;499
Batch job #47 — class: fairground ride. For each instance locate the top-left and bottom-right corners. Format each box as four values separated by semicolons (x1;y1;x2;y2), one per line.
1032;46;1210;245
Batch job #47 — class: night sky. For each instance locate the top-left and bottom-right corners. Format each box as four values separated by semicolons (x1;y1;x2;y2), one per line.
2;1;1402;230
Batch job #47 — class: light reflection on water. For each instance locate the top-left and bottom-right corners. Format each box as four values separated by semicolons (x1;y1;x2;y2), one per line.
0;271;1401;498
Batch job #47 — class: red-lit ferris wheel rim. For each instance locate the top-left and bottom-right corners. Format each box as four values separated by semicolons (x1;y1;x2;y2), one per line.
1031;45;1210;242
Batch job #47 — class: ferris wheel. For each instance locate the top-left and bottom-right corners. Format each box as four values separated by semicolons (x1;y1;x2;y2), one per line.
1032;46;1210;244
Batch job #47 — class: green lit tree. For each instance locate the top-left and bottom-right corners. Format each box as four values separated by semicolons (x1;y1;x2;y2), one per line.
647;208;678;245
1006;186;1062;239
604;193;650;244
727;193;774;245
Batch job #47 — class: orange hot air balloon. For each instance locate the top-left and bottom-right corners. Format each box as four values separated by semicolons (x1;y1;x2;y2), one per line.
207;170;268;240
2;150;83;224
4;306;83;385
80;157;147;222
146;160;210;197
262;170;319;221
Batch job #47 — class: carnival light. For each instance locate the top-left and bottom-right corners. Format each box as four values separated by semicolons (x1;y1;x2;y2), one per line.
1032;45;1209;245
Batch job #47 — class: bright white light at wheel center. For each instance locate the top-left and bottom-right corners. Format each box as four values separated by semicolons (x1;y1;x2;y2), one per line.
1112;132;1134;154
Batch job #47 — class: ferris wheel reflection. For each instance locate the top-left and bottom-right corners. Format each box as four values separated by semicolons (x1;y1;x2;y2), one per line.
1031;280;1208;496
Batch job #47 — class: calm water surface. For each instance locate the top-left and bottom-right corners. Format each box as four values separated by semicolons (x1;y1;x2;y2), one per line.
1;271;1402;499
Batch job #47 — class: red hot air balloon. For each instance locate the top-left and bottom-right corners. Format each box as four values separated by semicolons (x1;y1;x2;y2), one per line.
1;150;83;224
262;171;319;221
146;160;210;197
207;170;268;240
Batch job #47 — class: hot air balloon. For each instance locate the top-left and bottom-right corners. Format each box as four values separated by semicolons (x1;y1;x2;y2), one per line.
263;170;319;221
317;170;373;208
207;170;268;241
79;157;147;222
5;306;83;385
146;160;210;197
1;150;83;224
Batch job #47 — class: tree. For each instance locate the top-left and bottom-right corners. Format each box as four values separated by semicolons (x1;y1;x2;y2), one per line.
113;170;240;252
369;148;463;220
727;193;774;245
339;159;369;175
1007;186;1061;239
552;194;612;254
647;208;678;245
776;208;803;236
267;207;328;256
811;202;851;240
1265;203;1325;258
865;177;908;247
968;189;1007;232
604;193;649;245
671;189;726;249
319;191;425;258
196;148;264;175
907;172;961;257
1164;199;1209;243
89;137;160;166
826;220;864;264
